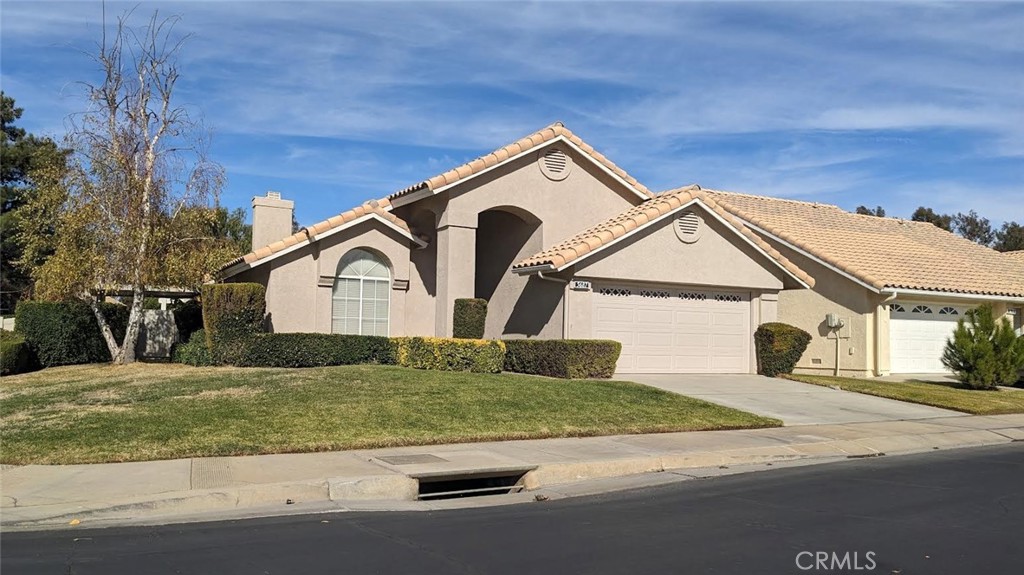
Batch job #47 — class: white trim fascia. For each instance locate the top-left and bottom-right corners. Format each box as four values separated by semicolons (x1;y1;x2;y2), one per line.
512;199;810;289
219;213;425;279
881;288;1024;304
737;219;881;293
427;135;651;202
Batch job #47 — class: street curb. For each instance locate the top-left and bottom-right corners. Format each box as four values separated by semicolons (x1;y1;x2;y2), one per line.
3;427;1018;531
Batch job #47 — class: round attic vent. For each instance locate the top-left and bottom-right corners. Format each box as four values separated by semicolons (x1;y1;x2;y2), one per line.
674;211;703;243
539;148;572;181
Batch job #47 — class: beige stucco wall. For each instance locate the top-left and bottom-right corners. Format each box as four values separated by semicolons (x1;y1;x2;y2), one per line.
769;246;877;377
231;220;413;335
392;143;642;337
571;205;787;291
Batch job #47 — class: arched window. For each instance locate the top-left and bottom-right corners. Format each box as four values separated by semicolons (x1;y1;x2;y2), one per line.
332;249;390;336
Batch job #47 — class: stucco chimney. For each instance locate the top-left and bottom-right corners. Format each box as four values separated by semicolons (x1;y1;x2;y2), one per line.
251;191;294;251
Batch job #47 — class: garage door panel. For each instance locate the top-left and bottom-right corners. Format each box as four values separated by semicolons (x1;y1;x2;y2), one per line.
636;308;675;325
594;285;751;374
674;310;712;327
712;311;747;328
890;303;963;374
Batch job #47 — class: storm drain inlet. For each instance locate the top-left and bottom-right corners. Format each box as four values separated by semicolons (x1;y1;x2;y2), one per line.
416;470;531;501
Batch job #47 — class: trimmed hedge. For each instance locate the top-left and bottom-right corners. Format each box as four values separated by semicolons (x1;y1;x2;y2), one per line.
453;298;488;339
235;333;397;367
503;339;621;379
170;299;203;343
15;301;129;367
394;337;505;373
1;330;37;376
754;322;812;377
201;283;266;363
171;329;212;366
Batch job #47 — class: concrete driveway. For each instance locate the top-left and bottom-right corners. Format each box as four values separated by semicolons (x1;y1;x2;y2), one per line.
625;374;964;426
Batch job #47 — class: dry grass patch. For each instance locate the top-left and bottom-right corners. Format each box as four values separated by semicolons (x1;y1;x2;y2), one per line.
1;363;779;464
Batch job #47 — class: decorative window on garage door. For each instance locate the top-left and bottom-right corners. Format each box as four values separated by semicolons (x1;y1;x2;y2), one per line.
332;249;390;336
911;305;933;314
938;307;959;315
598;287;631;297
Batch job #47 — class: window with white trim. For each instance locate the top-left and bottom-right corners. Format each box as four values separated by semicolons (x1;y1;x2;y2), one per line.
332;249;390;336
911;305;933;314
938;307;959;315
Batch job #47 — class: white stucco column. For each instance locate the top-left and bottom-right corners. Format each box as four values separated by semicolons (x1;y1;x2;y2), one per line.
435;223;476;336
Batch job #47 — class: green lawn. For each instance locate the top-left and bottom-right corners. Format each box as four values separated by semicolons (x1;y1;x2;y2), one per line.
0;363;779;465
788;374;1024;415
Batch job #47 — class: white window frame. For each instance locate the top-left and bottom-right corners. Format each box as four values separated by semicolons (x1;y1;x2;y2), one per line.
332;249;391;336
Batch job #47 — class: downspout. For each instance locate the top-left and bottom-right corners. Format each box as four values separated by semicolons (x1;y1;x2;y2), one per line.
538;270;570;339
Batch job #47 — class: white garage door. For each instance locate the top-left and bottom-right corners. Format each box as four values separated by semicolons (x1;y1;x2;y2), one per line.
593;284;751;374
890;303;964;373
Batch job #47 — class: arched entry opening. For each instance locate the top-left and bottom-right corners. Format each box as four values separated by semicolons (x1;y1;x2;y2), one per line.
475;207;558;337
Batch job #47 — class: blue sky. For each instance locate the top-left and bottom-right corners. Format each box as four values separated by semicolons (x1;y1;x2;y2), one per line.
2;1;1022;227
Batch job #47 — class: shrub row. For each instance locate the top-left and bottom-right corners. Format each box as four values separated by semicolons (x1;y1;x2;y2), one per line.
1;330;37;376
14;301;129;367
235;333;397;368
394;337;505;373
754;322;812;377
503;339;621;379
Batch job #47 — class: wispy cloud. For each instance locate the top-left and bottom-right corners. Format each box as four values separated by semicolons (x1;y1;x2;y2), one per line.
2;0;1021;226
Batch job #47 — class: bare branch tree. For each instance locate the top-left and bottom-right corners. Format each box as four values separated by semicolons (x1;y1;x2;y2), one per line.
27;9;231;364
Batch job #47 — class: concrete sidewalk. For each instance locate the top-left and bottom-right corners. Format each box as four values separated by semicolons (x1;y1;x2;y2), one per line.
3;414;1023;530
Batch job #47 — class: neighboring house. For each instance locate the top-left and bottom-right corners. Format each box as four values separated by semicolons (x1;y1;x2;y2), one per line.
218;123;1024;376
703;192;1024;376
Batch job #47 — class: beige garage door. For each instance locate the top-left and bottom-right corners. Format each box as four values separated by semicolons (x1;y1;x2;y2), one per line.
592;284;751;374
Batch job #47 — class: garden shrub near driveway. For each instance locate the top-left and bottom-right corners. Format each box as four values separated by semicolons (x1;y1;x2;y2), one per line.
395;337;505;373
942;304;1024;389
503;339;621;379
754;322;812;377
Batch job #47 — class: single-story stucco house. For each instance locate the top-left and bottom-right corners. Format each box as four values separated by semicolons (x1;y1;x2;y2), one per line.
218;123;1024;377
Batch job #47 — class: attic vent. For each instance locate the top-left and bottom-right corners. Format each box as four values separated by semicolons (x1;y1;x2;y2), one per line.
539;148;572;181
674;211;703;243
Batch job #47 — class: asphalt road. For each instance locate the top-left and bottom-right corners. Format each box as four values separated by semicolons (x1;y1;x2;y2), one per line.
4;444;1022;575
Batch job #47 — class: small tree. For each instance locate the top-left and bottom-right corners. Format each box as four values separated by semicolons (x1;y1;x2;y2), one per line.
952;210;995;246
942;304;1024;389
911;206;952;231
21;10;236;364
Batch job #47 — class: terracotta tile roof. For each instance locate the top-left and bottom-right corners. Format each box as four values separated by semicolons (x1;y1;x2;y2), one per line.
704;190;1024;298
512;185;815;287
386;122;654;201
219;198;420;273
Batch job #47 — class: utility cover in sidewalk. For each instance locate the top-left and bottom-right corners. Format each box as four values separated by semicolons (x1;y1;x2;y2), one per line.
376;454;449;465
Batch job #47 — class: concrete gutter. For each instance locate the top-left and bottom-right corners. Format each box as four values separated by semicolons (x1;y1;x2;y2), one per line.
2;414;1022;531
